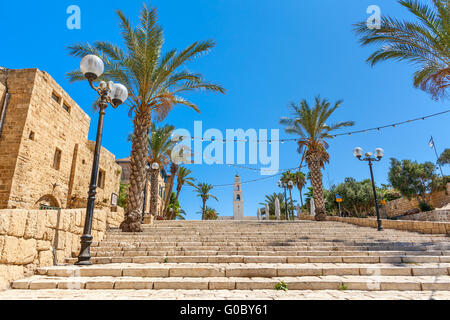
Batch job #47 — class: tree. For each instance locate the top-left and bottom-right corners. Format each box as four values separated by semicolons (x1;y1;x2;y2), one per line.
438;148;450;165
167;192;186;220
67;4;225;232
117;183;129;209
194;183;218;220
174;167;196;210
259;193;289;219
388;158;444;208
292;171;306;207
162;162;178;218
147;124;176;219
204;207;219;220
326;178;382;217
280;97;354;221
354;0;450;100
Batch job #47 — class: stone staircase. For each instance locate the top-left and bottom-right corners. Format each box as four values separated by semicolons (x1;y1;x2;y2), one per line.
6;220;450;299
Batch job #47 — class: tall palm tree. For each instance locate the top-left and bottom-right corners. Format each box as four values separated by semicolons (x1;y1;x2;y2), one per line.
147;124;176;219
280;97;354;221
292;171;306;207
194;183;218;220
354;0;450;100
174;167;196;208
67;4;225;232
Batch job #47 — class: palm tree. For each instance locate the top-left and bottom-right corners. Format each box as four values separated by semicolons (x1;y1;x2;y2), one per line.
148;124;176;219
67;4;225;232
204;207;219;220
174;167;196;208
292;171;306;207
162;162;178;218
280;97;354;221
354;0;450;100
194;183;218;220
259;193;287;219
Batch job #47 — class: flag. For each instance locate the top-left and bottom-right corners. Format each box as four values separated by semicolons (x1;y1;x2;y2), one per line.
429;137;434;148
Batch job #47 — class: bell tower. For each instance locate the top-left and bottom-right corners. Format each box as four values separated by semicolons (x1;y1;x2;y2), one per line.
233;174;244;220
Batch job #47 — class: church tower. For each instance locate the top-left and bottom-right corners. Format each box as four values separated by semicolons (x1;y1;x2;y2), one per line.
233;174;244;220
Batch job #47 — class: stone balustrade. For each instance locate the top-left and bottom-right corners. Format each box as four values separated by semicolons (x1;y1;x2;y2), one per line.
0;207;124;290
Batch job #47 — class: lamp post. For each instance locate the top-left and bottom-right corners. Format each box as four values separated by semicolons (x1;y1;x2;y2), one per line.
278;180;289;221
288;180;294;220
353;147;385;231
76;55;128;266
142;163;150;224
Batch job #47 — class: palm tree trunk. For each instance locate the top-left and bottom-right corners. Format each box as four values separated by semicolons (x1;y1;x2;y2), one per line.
202;199;206;220
150;168;159;218
298;187;304;207
307;154;327;221
120;117;150;232
162;163;178;218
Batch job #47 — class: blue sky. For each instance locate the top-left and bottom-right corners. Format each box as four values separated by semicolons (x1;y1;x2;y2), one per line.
1;0;448;219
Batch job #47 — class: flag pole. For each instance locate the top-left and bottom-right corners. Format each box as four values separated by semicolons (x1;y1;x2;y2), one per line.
431;136;444;178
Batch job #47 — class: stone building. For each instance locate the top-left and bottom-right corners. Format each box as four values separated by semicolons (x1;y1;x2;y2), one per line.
0;68;122;210
116;157;169;217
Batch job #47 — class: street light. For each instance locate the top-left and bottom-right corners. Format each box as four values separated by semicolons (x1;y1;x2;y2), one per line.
76;55;128;266
353;147;384;231
142;163;150;224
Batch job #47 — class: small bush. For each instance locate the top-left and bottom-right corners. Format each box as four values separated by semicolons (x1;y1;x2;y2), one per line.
418;202;433;212
275;281;288;291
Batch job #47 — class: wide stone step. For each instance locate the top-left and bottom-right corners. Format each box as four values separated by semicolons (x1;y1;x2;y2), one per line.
65;255;450;265
12;275;450;291
36;263;450;278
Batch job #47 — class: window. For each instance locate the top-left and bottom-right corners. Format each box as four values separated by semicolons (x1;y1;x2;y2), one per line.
98;169;106;189
62;102;71;113
52;148;62;170
237;195;241;201
51;92;61;104
29;131;35;140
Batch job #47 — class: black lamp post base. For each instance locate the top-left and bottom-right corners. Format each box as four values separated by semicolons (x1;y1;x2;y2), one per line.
377;226;384;231
75;260;93;266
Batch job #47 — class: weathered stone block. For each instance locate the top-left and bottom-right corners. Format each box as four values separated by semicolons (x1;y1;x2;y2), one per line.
16;238;37;265
38;250;54;266
24;211;38;239
7;210;27;237
36;240;51;251
0;212;10;235
1;236;19;264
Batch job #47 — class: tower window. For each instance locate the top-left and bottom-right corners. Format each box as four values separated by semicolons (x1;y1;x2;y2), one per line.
52;148;62;170
51;92;61;104
237;195;241;201
98;169;106;189
29;131;35;140
62;102;71;113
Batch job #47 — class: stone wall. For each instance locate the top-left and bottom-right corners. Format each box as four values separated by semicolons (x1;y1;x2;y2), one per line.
384;183;450;218
0;207;124;290
299;215;450;236
398;210;450;222
0;68;121;210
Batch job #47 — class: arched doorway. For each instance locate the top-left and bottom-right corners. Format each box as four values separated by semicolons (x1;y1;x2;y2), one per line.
35;195;60;210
